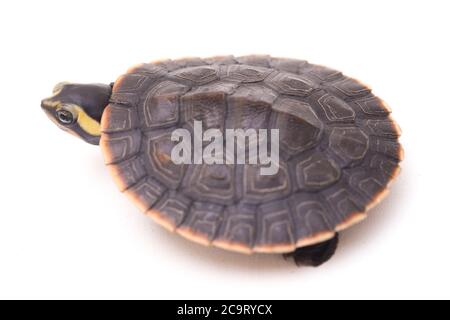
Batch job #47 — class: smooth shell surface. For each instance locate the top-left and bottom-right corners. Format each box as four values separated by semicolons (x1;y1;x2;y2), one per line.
100;55;402;254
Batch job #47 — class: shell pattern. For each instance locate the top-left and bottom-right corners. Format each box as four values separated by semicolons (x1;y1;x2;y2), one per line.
100;55;402;254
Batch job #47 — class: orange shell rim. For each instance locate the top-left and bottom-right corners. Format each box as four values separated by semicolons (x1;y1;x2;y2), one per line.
101;130;402;254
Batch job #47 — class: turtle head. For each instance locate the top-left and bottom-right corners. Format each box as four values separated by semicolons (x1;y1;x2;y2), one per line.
41;82;112;145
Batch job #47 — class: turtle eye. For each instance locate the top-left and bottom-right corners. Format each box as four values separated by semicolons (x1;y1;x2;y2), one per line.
56;109;75;125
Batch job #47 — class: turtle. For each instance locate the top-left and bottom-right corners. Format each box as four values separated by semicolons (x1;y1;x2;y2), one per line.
41;55;402;267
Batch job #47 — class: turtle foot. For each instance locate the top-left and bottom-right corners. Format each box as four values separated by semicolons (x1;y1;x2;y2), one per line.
284;233;339;267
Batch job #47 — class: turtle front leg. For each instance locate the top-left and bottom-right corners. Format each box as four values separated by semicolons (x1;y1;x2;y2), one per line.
284;233;339;267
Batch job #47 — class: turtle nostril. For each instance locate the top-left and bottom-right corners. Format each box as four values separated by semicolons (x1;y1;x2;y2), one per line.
41;99;50;109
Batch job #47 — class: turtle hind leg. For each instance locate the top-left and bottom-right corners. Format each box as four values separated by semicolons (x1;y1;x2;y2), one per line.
284;233;339;267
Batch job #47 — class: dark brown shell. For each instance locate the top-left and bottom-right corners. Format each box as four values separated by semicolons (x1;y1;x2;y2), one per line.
100;55;402;254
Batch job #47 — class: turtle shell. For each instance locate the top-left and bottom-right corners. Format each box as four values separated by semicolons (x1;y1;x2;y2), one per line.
100;55;402;254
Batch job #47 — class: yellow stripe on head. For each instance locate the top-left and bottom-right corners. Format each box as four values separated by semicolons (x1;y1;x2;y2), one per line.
74;106;101;137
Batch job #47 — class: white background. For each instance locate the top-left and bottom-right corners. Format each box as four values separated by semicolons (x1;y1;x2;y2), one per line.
0;0;449;300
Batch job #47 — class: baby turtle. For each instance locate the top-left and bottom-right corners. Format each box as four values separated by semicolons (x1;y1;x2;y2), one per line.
41;55;402;267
